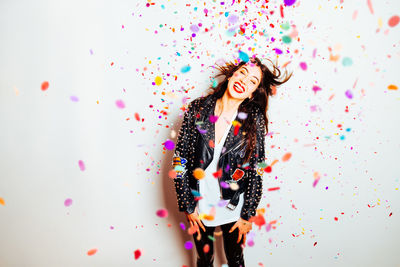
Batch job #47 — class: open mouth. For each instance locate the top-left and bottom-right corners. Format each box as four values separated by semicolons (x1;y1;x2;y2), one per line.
233;82;245;93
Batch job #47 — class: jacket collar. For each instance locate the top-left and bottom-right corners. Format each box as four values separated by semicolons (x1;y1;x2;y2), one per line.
196;93;245;156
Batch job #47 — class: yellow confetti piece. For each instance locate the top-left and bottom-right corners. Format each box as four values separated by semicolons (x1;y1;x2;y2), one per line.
155;76;162;86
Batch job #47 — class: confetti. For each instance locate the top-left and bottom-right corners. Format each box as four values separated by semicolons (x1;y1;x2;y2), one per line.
115;99;125;109
193;168;205;179
164;139;175;150
281;152;292;162
184;241;193;250
70;96;79;102
284;0;296;6
299;62;307;70
388;15;399;27
268;187;280;191
134;249;141;260
203;244;210;253
134;113;140;121
181;65;191;73
0;197;5;206
87;248;97;256
156;209;168;218
78;160;85;171
388;84;398;90
40;81;49;91
155;76;162;85
238;50;249;62
342;57;353;66
64;198;73;207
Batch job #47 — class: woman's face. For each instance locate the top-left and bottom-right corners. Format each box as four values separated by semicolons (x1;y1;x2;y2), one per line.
226;62;262;101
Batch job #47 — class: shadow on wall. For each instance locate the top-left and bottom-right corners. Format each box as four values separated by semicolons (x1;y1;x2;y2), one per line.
161;108;228;266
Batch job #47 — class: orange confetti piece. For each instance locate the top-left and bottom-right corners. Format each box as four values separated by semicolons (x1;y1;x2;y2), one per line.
282;152;292;162
0;197;5;206
87;248;98;256
388;84;398;90
193;168;205;180
41;81;49;91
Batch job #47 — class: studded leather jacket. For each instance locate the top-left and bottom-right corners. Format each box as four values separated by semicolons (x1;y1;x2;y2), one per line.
172;93;266;221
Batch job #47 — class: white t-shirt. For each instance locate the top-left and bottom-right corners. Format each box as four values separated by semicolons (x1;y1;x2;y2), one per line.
197;109;244;227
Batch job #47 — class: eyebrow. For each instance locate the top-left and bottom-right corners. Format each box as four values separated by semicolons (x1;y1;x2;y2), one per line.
242;66;260;83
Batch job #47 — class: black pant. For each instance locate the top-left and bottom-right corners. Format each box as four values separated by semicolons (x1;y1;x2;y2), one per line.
192;221;245;267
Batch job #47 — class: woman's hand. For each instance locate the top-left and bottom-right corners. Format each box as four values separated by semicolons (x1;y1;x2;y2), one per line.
185;209;206;237
229;217;252;244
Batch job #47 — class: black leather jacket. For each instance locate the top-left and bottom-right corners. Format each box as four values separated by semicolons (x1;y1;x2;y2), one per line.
172;93;266;221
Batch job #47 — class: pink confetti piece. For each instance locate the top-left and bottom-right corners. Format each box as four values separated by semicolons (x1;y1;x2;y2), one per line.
312;85;321;94
313;178;320;187
64;198;73;207
115;99;125;109
78;160;85;171
209;115;218;123
299;62;307;70
367;0;374;14
156;209;168;218
180;222;186;230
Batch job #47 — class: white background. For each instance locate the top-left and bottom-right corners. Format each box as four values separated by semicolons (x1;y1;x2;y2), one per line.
0;0;399;266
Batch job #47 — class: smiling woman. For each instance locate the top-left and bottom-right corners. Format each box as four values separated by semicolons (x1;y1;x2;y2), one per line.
172;55;292;267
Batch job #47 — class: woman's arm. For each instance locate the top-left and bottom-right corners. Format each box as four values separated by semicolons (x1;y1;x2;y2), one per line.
240;109;266;221
172;99;198;215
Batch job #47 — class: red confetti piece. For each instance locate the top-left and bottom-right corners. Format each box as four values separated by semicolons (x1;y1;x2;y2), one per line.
267;187;280;191
314;242;317;246
389;212;392;217
41;81;49;91
134;249;141;260
134;113;140;121
280;5;284;18
334;217;338;221
388;15;400;27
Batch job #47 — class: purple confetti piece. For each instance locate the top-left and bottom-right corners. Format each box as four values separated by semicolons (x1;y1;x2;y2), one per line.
274;48;283;54
180;222;186;230
196;125;207;134
164;139;175;150
184;241;193;250
220;181;230;189
70;96;79;102
345;89;353;99
266;223;271;232
190;25;199;33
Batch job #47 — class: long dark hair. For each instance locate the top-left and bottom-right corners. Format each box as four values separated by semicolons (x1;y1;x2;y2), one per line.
205;56;292;164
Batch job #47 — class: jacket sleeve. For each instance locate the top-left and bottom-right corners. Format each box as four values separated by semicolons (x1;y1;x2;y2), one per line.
172;99;198;214
240;109;266;221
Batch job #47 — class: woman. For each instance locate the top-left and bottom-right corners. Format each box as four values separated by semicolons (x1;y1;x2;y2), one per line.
172;56;291;267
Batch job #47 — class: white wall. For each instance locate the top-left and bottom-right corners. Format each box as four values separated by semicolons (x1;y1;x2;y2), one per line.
1;0;399;266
